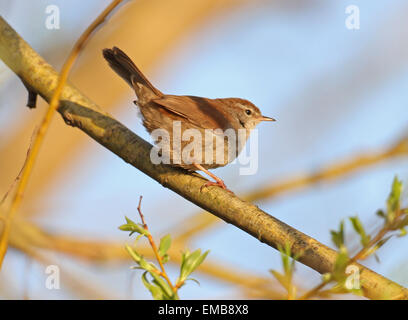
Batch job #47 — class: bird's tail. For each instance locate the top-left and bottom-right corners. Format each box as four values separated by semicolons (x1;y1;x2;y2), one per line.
102;47;162;97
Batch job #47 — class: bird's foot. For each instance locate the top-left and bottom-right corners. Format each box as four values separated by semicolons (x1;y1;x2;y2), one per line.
200;179;233;194
192;162;234;194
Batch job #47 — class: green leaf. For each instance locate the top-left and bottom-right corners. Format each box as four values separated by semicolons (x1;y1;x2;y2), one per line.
375;236;392;249
178;249;209;283
149;271;175;300
376;209;386;219
162;254;170;264
386;176;403;223
158;234;172;258
119;216;150;236
125;216;134;224
276;242;299;281
125;244;158;273
190;250;209;273
330;220;345;249
134;234;144;243
349;216;370;247
180;249;189;267
125;244;141;263
393;216;408;231
180;250;201;280
388;176;403;211
277;244;290;275
186;277;201;286
398;228;407;237
141;272;165;300
322;273;332;283
138;258;155;272
270;270;290;291
358;235;392;261
349;216;364;237
332;245;349;281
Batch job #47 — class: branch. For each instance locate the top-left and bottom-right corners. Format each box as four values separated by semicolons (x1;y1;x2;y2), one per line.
173;133;408;242
135;196;178;296
0;0;124;269
9;219;285;298
0;0;251;213
0;16;407;300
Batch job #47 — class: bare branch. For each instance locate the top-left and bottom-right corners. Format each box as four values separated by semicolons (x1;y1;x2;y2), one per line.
0;0;124;268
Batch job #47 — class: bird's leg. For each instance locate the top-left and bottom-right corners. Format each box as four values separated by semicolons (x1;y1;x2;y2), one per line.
193;163;233;193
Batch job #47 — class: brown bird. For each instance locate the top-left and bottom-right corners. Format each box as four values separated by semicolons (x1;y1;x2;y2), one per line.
103;47;275;191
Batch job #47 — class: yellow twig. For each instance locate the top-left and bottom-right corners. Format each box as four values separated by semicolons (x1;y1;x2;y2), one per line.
0;0;124;268
0;126;37;207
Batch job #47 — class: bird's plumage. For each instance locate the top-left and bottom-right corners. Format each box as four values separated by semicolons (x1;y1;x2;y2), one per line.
102;47;273;171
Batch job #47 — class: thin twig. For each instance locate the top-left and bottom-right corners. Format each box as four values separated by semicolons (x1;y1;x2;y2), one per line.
136;196;178;297
300;207;407;300
9;218;283;298
0;126;37;207
0;0;124;269
299;282;328;300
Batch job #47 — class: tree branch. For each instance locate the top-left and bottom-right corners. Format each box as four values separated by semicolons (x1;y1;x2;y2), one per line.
0;0;124;269
9;219;285;298
0;16;407;300
173;133;408;242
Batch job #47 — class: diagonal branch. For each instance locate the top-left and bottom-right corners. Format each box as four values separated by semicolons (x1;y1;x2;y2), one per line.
173;133;408;242
0;16;407;300
0;0;124;269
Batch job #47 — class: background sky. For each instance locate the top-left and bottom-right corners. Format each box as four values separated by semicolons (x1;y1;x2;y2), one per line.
1;0;407;299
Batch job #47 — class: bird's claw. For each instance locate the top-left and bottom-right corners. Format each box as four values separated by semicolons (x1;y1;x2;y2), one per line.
200;180;233;194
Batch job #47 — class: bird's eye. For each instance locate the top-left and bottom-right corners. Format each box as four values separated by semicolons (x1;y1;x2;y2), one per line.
245;109;252;115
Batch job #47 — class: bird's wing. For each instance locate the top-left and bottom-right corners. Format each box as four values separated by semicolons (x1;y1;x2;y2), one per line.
151;95;230;130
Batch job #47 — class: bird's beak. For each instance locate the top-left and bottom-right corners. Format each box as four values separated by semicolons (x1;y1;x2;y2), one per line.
260;115;276;122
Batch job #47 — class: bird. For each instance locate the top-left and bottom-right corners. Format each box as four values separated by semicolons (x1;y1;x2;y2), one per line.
103;47;275;192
